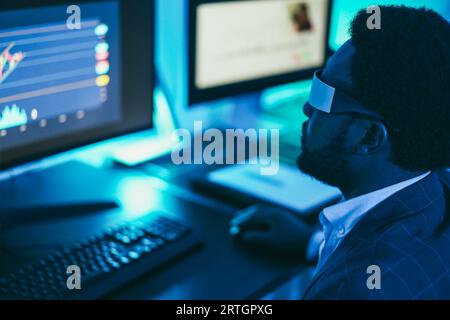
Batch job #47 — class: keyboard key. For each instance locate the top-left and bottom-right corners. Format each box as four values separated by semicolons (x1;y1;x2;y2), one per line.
128;251;140;260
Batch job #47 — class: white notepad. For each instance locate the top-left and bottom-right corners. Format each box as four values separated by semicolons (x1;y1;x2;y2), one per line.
207;163;342;215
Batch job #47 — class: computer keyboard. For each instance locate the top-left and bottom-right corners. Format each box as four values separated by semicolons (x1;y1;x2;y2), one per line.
0;213;202;300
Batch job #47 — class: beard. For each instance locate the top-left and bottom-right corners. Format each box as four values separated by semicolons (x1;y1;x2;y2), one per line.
297;121;352;188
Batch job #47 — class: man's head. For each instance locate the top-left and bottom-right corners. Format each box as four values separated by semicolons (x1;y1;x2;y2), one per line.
297;6;450;191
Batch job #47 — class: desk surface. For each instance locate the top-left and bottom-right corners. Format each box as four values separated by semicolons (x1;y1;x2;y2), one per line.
0;160;308;299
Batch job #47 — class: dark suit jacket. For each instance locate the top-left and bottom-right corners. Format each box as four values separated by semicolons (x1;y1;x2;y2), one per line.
303;170;450;299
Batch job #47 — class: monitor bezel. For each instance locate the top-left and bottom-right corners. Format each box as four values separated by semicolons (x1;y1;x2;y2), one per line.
0;0;154;171
188;0;333;105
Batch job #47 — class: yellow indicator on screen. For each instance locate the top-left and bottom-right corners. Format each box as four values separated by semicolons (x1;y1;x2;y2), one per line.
96;75;110;87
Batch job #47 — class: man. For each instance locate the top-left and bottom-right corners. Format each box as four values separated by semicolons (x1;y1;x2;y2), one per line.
230;6;450;299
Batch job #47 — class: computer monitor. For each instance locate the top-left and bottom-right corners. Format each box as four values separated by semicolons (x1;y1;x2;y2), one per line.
188;0;332;105
0;0;154;171
329;0;450;52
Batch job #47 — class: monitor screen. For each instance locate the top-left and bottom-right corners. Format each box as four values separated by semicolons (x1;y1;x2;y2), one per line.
189;0;331;104
0;0;154;170
329;0;450;52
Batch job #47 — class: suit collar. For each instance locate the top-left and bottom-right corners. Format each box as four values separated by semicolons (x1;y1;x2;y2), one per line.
303;171;446;298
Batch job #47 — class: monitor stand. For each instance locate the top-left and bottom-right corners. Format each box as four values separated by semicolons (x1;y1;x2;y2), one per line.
227;92;262;130
0;160;120;229
112;92;263;169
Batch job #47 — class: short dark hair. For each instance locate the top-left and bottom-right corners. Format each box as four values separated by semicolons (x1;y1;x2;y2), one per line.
350;6;450;171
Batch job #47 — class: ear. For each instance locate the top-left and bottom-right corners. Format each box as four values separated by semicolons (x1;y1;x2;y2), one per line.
357;121;388;155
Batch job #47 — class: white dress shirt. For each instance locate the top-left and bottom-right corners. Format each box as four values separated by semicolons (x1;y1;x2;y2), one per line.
310;171;431;274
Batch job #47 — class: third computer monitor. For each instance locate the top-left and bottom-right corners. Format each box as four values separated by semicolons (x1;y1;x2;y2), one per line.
329;0;450;51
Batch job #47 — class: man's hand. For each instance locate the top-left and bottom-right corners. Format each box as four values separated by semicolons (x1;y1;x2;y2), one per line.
229;205;314;258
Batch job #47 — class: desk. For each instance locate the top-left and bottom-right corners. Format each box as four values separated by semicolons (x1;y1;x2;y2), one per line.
0;160;309;299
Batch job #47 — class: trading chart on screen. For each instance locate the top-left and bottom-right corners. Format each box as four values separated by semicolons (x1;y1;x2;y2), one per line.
0;1;121;149
0;20;111;130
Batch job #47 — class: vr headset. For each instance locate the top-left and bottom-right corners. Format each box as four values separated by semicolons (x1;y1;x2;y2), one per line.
306;69;398;133
308;70;381;118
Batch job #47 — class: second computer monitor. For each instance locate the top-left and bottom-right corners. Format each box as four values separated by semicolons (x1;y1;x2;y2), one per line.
189;0;331;105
